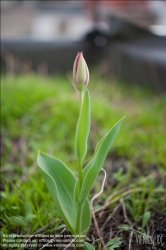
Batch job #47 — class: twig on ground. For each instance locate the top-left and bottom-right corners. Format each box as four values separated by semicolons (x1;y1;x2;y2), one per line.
24;227;66;250
95;187;148;213
63;228;89;250
39;228;66;250
95;171;166;214
100;203;121;233
120;198;134;250
90;168;107;250
33;220;54;234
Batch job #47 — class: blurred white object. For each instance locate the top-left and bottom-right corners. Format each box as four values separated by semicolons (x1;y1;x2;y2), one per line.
150;25;166;36
31;13;93;41
148;1;166;36
149;1;166;24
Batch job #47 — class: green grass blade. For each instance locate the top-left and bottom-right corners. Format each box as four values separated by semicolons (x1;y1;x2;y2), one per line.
75;90;91;161
84;242;95;250
78;117;125;205
142;211;151;229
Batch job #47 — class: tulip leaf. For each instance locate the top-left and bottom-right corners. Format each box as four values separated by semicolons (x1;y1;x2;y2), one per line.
77;117;125;205
75;90;90;161
37;152;91;234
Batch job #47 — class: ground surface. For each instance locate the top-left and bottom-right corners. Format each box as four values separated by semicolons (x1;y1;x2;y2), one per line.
1;74;166;249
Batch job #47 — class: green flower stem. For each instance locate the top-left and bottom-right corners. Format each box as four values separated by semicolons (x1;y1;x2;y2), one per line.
78;159;83;192
77;89;84;192
79;90;84;110
77;159;83;234
76;203;83;233
76;203;84;250
75;90;85;249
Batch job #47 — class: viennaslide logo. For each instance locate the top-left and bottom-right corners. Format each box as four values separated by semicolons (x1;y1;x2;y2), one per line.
135;231;165;250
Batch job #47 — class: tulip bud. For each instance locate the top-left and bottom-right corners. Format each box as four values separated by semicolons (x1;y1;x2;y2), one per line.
73;52;89;91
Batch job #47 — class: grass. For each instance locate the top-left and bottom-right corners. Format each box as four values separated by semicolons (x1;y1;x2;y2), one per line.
1;73;166;247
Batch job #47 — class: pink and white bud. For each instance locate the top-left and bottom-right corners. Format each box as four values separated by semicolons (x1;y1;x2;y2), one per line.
73;52;89;91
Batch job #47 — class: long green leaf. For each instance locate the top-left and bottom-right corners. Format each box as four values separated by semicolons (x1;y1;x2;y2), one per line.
37;152;91;234
75;90;90;161
78;117;125;205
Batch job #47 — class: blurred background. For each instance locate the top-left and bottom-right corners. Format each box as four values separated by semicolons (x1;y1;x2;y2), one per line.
1;0;166;91
1;0;166;238
1;0;166;181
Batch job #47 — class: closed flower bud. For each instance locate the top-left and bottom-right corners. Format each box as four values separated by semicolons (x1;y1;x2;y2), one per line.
73;52;89;91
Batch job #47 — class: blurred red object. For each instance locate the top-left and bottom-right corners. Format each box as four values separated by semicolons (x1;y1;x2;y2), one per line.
86;0;148;9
